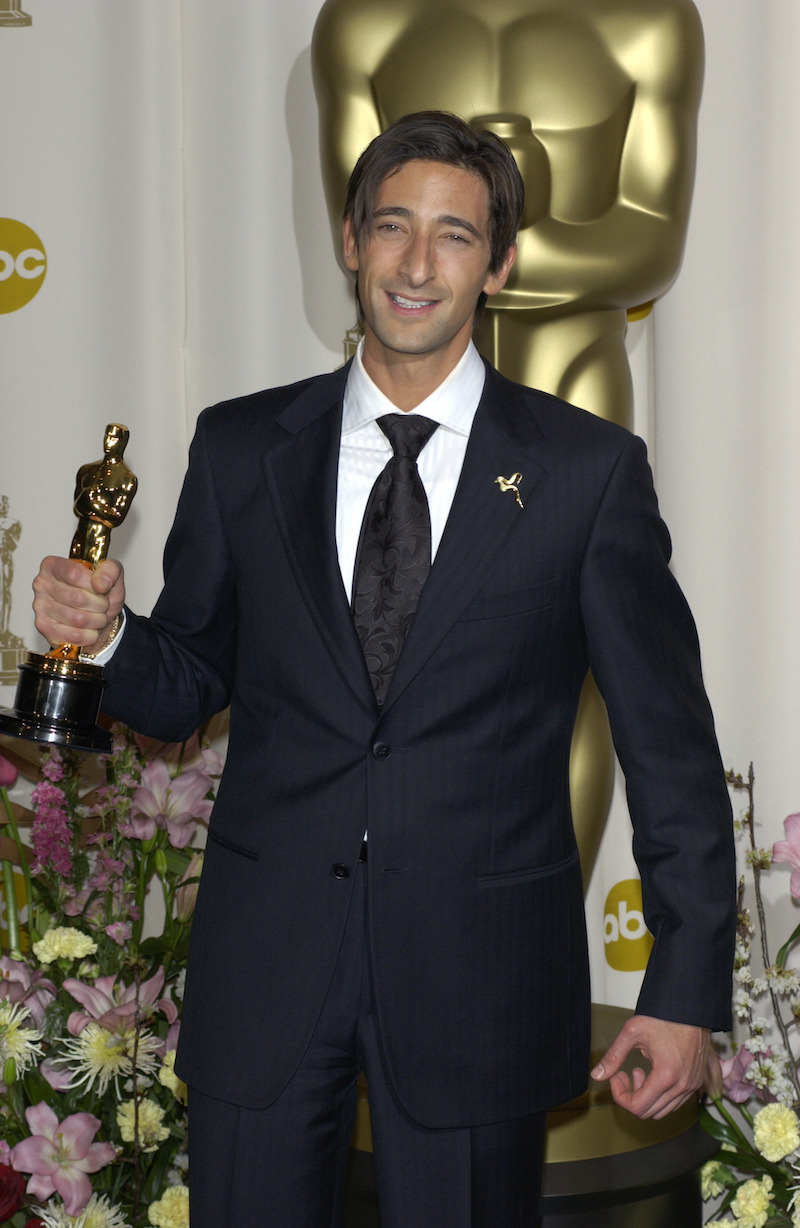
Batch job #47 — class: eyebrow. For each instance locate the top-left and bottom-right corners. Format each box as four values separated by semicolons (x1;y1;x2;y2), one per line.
371;206;484;241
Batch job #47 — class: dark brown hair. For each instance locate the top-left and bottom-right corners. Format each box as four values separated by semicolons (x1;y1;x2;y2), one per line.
343;111;524;284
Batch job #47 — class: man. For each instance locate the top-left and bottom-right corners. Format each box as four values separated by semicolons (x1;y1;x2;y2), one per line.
32;112;734;1227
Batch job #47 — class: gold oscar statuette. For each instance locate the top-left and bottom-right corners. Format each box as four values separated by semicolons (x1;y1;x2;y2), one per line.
0;424;137;753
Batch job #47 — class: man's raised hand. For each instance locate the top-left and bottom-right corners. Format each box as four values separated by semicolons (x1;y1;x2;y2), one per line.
32;556;125;652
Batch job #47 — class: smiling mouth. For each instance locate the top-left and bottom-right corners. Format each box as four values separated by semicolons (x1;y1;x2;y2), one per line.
388;293;438;310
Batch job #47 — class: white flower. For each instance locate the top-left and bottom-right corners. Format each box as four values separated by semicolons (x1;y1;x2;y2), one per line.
158;1051;188;1105
766;967;800;995
33;927;97;966
0;999;43;1076
730;1174;773;1228
35;1194;130;1228
701;1159;729;1199
117;1098;170;1152
753;1103;800;1161
148;1184;189;1228
57;1022;161;1095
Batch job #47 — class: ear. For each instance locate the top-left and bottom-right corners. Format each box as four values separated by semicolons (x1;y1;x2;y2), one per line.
342;219;359;273
483;243;517;298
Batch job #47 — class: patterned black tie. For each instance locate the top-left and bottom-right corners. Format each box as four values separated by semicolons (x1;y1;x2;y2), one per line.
352;413;439;705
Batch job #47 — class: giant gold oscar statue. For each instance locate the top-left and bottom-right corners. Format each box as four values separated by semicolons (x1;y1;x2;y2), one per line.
312;0;705;1192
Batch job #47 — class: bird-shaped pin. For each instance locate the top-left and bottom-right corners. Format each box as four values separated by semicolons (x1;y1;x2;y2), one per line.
495;473;524;508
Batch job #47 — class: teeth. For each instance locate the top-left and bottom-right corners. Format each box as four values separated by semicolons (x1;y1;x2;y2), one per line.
391;294;434;309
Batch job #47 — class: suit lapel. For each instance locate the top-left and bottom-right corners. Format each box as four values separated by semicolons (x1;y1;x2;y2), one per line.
382;366;550;712
260;366;376;715
260;362;553;718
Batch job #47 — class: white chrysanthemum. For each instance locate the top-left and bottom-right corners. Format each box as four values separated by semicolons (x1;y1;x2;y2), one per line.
158;1051;188;1105
35;1194;130;1228
33;927;97;966
117;1098;170;1152
701;1159;729;1200
730;1174;773;1228
148;1185;189;1228
753;1102;800;1162
57;1022;161;1095
0;998;43;1076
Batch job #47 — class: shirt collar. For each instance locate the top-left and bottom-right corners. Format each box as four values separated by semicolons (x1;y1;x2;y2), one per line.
342;338;486;438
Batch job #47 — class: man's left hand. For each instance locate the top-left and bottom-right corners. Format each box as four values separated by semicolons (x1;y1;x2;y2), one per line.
590;1015;711;1119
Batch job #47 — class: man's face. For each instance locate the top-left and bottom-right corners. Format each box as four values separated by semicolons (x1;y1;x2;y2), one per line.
343;160;515;376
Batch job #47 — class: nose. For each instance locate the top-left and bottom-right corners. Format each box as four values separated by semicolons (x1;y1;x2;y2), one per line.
398;230;435;286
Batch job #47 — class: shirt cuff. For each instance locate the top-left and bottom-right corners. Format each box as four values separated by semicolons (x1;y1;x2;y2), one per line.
79;610;126;666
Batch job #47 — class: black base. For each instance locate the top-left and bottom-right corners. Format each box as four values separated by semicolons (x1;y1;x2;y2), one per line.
343;1124;716;1227
0;653;112;754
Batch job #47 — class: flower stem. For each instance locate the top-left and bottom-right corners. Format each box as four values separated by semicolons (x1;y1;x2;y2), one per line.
1;784;36;941
1;859;21;958
741;764;800;1106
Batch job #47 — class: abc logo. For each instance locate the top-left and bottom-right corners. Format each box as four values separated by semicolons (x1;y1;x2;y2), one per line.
603;878;653;972
0;218;47;314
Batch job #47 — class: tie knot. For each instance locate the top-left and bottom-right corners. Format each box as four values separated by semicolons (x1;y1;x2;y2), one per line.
378;414;439;462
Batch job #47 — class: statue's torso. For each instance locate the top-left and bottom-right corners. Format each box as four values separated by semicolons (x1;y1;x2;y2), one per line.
353;0;644;220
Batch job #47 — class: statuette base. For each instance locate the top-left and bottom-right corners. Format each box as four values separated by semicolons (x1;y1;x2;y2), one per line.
0;652;112;753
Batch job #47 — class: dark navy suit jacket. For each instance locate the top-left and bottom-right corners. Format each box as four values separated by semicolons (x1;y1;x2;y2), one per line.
103;360;735;1128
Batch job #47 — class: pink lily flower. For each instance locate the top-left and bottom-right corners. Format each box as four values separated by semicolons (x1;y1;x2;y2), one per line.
719;1046;756;1102
128;759;213;848
11;1103;115;1216
63;967;177;1037
773;813;800;897
200;742;225;777
39;1058;73;1092
134;730;223;776
0;958;56;1030
175;851;204;922
165;1020;180;1054
0;752;17;788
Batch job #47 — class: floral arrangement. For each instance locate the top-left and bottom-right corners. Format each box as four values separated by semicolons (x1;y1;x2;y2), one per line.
702;766;800;1227
0;724;221;1228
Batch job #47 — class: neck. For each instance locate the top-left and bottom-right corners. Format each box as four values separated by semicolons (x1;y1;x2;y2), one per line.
360;337;469;411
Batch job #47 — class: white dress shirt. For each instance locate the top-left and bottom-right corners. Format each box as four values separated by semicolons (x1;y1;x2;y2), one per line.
90;339;486;663
337;338;486;600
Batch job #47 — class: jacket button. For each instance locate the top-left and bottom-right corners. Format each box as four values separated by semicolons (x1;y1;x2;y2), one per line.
331;863;350;879
372;742;391;759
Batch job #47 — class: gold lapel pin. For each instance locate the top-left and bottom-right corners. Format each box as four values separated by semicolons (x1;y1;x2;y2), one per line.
495;473;524;509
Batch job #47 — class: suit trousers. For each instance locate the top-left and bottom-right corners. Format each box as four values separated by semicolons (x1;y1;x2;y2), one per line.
187;863;547;1227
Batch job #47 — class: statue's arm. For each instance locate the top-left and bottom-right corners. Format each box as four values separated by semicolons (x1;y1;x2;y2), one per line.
494;0;704;313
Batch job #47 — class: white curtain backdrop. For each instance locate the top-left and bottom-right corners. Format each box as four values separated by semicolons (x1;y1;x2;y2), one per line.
1;0;796;1010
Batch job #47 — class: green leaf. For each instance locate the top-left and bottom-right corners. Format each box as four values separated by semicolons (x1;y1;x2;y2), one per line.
22;1066;59;1110
775;918;800;968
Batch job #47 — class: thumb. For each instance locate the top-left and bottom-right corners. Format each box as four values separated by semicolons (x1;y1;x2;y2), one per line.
91;559;123;594
591;1032;632;1081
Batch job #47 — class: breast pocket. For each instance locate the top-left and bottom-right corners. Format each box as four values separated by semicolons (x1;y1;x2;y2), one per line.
457;577;558;623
